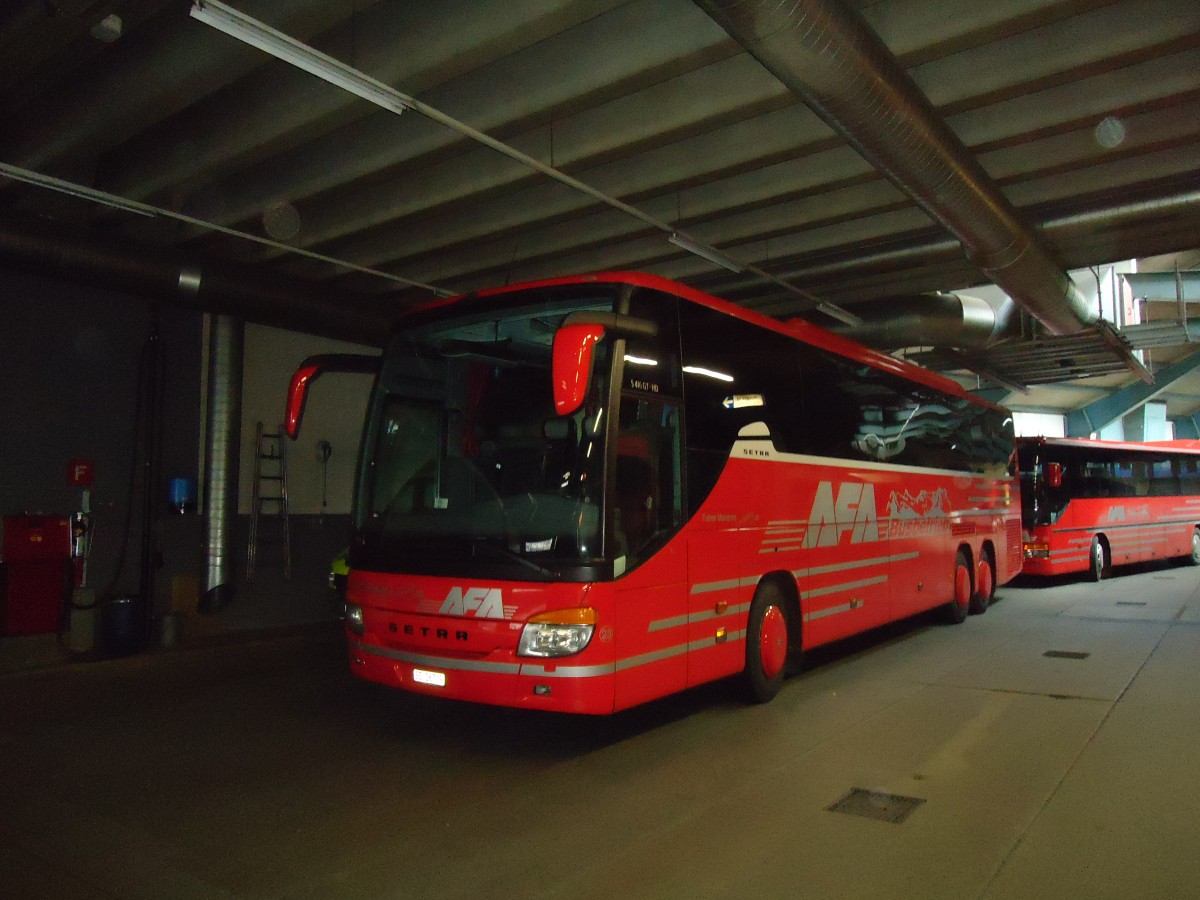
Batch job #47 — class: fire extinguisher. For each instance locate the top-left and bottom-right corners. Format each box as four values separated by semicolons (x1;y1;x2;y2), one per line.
71;490;93;589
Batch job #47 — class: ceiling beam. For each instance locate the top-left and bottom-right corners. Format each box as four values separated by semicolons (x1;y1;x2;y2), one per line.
1064;349;1200;436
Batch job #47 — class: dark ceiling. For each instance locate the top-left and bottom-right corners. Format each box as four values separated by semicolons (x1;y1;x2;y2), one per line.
2;0;1199;416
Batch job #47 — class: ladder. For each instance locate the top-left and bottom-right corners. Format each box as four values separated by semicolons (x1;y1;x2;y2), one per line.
247;421;291;581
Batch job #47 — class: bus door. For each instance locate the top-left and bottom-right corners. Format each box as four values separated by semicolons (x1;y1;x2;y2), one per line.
611;391;689;709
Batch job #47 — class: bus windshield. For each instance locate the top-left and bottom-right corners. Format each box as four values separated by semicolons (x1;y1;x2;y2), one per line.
355;290;615;579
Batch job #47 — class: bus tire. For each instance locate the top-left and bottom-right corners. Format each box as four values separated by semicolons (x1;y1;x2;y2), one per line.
1190;528;1200;566
743;582;790;703
943;549;971;624
1088;537;1109;582
970;548;995;615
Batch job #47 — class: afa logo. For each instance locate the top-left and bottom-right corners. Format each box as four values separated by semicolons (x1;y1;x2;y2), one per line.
440;587;517;619
1106;504;1149;523
802;482;880;548
800;481;950;548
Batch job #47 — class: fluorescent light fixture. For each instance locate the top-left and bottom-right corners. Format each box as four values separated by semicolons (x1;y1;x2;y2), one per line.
190;0;412;117
815;302;863;327
0;162;452;296
1;163;156;218
623;355;658;366
188;1;857;317
683;365;734;383
669;232;744;273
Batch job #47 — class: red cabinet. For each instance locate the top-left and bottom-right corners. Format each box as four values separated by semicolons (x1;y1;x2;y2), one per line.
2;516;71;636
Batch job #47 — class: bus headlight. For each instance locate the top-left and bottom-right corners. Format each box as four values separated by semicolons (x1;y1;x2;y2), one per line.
1023;542;1050;559
344;602;365;635
517;608;596;658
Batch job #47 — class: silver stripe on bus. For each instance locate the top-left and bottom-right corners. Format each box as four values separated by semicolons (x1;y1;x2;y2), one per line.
1058;519;1198;538
688;629;747;652
529;628;755;679
804;599;866;623
519;661;616;679
614;641;689;672
802;575;888;600
649;602;752;633
363;637;746;683
1050;551;1089;562
730;442;1009;479
690;575;762;594
794;551;917;580
358;642;520;674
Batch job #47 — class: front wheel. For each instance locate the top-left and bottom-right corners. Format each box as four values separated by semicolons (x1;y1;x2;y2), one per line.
1189;527;1200;566
743;583;791;703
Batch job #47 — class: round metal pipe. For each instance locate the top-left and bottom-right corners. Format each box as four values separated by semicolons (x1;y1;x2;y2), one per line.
694;0;1097;335
825;292;998;350
199;314;243;614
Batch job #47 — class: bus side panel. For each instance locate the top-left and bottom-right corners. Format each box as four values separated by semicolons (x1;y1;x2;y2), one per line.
882;469;958;622
686;528;755;689
612;538;689;712
786;465;892;647
683;455;766;689
1104;497;1199;567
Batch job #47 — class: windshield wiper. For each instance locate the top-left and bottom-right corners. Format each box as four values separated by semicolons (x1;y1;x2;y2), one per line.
468;538;560;578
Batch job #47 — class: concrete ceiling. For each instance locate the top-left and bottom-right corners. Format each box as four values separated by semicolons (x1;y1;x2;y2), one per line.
1;0;1198;421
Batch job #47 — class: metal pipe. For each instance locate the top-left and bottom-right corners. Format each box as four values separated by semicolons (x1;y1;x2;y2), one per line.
0;211;390;345
199;314;243;614
694;0;1097;335
824;292;998;350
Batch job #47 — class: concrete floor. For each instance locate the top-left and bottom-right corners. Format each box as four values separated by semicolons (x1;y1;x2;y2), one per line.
1;561;1198;899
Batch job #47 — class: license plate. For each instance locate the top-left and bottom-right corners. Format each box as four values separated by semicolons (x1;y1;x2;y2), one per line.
412;668;446;687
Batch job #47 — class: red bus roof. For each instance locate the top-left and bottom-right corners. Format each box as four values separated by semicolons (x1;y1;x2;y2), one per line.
401;271;1000;410
1017;435;1200;456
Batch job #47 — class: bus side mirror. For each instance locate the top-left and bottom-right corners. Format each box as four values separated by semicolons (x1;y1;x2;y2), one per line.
552;323;605;416
1046;462;1063;488
286;353;379;439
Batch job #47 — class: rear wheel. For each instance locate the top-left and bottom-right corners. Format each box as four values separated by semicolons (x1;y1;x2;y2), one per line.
970;548;995;615
943;549;971;624
743;582;790;703
1190;528;1200;566
1088;537;1108;582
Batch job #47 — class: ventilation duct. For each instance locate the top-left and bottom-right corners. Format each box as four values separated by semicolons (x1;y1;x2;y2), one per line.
694;0;1097;336
822;292;1004;350
199;315;242;615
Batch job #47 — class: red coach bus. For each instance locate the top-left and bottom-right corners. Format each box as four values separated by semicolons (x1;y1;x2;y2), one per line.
1017;436;1200;580
289;273;1020;714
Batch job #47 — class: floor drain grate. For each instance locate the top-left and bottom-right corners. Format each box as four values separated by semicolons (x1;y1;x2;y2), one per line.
1116;601;1147;607
1044;650;1090;660
827;788;925;824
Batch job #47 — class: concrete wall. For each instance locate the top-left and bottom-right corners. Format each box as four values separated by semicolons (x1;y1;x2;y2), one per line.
238;323;374;516
0;268;376;637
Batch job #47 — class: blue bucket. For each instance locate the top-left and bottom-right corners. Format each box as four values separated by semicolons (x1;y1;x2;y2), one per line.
168;477;197;513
